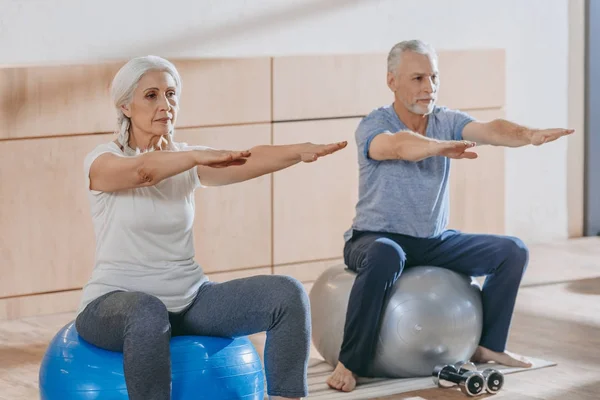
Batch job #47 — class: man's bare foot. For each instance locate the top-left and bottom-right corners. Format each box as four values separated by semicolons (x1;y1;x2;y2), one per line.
471;346;533;368
326;362;358;392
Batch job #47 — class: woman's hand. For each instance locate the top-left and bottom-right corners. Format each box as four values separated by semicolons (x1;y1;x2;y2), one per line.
194;149;252;168
297;141;348;163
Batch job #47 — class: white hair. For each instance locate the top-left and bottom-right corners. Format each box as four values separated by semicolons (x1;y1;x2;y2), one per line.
387;40;438;74
110;55;182;150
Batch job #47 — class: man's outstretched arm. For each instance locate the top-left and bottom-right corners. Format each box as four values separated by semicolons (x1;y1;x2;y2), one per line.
368;130;478;162
462;119;574;147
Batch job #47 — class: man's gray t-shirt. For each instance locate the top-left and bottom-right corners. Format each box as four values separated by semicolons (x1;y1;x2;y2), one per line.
344;104;475;241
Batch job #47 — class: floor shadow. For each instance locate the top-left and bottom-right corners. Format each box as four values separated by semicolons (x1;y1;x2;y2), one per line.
541;381;600;400
565;276;600;295
375;386;502;399
521;276;600;292
0;343;46;369
508;309;600;367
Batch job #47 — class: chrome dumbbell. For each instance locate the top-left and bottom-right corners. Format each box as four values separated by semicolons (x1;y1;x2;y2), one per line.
481;368;504;394
455;360;505;394
432;364;485;397
454;361;478;373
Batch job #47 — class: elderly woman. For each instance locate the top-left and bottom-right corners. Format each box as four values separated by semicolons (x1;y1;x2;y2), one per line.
76;55;346;400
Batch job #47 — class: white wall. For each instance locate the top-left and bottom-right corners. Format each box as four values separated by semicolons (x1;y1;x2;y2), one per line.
0;0;572;243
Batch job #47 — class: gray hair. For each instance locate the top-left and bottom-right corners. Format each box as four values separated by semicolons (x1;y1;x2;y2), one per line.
110;55;182;149
387;40;438;74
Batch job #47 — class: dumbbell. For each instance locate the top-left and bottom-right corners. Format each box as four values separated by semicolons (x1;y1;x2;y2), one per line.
454;361;478;373
481;368;505;394
455;361;505;394
432;364;485;397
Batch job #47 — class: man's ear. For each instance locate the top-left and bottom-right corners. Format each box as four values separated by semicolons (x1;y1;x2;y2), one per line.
387;72;396;92
121;104;131;118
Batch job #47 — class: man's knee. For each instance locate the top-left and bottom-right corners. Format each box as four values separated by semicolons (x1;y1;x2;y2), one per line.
495;236;529;273
362;238;407;278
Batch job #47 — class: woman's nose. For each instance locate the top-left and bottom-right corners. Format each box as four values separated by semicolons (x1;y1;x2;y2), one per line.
158;94;171;111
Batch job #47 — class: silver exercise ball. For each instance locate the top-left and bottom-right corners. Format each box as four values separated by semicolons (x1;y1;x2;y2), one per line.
309;265;483;378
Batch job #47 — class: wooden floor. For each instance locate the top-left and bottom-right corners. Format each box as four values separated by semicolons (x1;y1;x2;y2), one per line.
1;238;599;400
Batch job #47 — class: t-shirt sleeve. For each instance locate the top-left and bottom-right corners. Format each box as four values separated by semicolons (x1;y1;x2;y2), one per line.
84;143;125;195
356;113;394;161
176;142;215;190
450;109;476;141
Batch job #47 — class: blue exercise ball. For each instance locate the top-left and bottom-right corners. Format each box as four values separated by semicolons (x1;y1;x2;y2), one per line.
39;321;265;399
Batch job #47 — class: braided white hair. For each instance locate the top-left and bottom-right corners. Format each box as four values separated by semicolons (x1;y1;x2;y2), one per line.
110;55;182;152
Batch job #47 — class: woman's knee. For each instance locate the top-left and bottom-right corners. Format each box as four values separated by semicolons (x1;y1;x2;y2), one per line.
266;276;310;326
123;292;171;337
76;291;170;350
273;276;309;309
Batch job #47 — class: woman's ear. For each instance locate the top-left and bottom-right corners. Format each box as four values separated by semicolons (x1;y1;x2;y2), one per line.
121;104;131;118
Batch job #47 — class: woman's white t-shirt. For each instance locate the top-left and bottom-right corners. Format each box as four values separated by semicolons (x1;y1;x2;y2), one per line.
78;141;209;314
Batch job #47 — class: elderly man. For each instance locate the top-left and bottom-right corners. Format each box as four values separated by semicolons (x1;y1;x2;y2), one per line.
327;39;573;392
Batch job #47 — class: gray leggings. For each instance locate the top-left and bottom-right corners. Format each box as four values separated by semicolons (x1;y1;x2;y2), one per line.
75;275;311;399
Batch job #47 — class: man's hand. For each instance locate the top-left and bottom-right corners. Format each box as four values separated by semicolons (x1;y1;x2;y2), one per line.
434;140;478;160
530;128;575;146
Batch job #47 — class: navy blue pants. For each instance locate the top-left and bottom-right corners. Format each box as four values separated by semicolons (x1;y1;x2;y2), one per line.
338;229;529;376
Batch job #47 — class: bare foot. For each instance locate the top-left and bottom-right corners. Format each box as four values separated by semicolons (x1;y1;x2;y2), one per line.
471;346;533;368
326;362;358;392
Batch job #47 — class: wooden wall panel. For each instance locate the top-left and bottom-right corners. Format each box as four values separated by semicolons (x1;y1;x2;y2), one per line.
465;108;506;123
272;54;389;121
176;124;272;273
274;258;343;283
436;50;505;110
448;108;506;234
174;58;271;127
207;267;272;283
0;57;271;140
0;64;121;139
273;118;360;265
272;49;505;121
0;133;112;297
0;290;82;320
